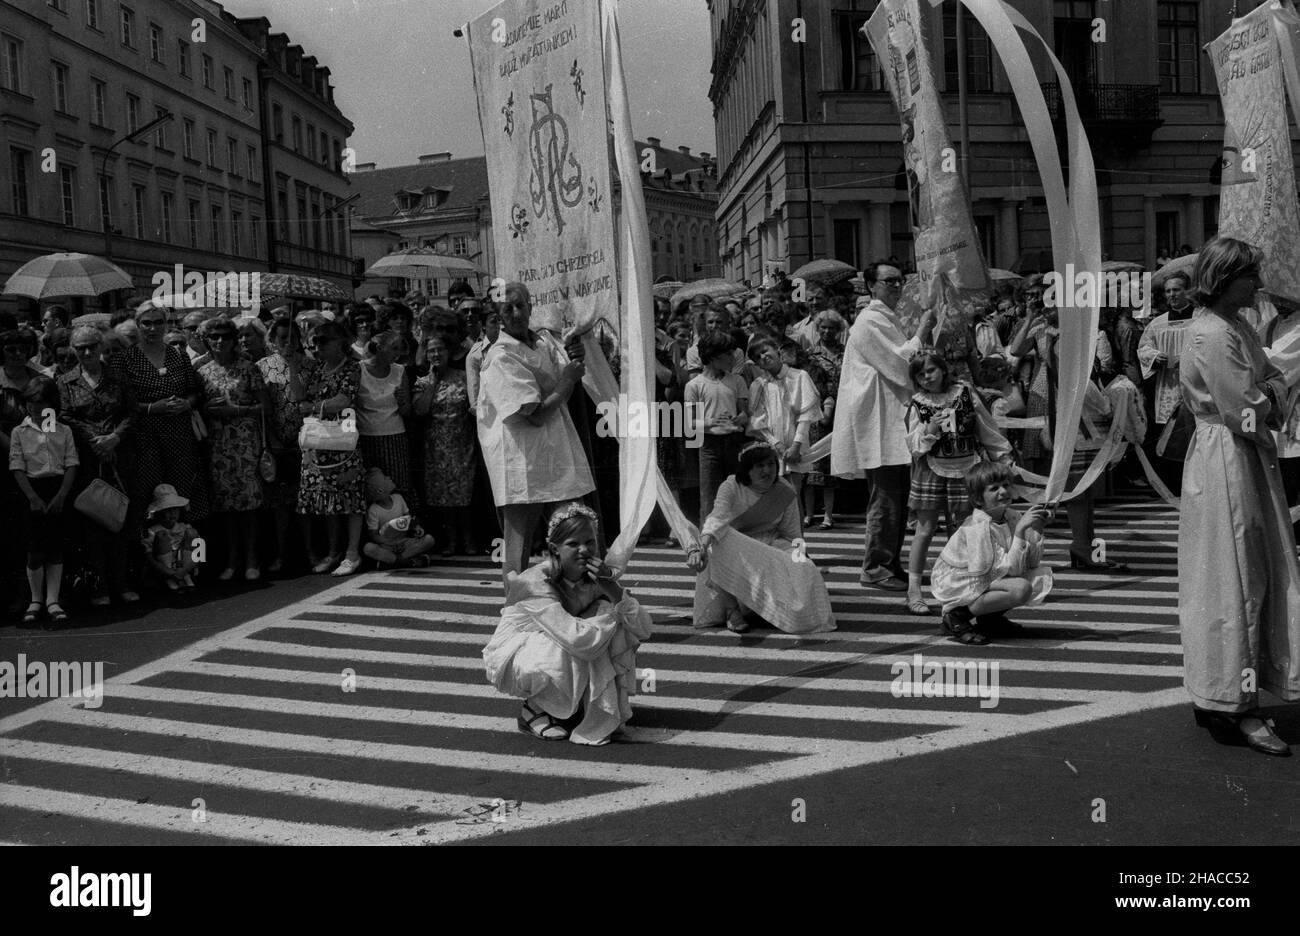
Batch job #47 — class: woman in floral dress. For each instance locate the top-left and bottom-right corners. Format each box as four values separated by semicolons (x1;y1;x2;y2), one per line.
198;318;271;581
257;316;315;573
414;334;475;555
288;320;365;576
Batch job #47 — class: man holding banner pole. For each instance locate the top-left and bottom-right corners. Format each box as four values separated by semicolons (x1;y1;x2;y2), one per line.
832;262;936;591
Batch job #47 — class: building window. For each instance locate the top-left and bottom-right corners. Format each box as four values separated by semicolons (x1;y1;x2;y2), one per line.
132;184;145;238
49;0;68;10
246;144;257;181
98;174;112;232
126;93;139;133
206;128;217;166
1155;210;1179;257
86;0;98;30
153;106;169;148
9;148;30;216
60;167;76;225
178;39;190;77
1158;2;1199;94
320;130;328;165
276;189;289;242
187;198;200;247
91;79;106;125
1053;0;1098;89
1;33;24;93
148;23;162;63
452;235;468;256
307;123;316;161
53;62;70;112
837;10;884;92
223;66;234;100
250;217;260;256
160;190;172;241
231;209;241;255
242;77;251;109
291;116;302;153
272;105;283;142
943;6;993;93
182;119;194;158
227;137;238;174
120;5;135;47
297;195;307;245
210;204;222;252
201;53;213;89
333;139;341;171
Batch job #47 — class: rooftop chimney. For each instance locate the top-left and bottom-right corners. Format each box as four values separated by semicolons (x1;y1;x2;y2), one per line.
645;136;661;148
678;145;691;156
418;152;452;165
354;162;376;172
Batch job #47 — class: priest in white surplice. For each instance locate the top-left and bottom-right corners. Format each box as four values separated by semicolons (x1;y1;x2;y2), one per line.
831;262;936;591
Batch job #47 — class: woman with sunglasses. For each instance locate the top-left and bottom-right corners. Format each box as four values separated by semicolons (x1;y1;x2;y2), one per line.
288;320;366;576
1179;236;1298;757
198;317;272;581
57;326;138;605
114;303;210;534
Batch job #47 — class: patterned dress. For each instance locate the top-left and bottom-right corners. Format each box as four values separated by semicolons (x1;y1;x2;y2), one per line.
256;353;303;506
1020;320;1058;461
112;345;210;522
804;341;843;488
416;368;474;506
297;358;365;516
199;358;265;512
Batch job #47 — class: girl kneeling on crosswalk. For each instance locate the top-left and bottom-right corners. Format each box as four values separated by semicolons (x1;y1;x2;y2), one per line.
929;462;1053;645
483;503;651;746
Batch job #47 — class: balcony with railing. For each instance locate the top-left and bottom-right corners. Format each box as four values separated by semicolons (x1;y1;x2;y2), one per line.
1040;83;1163;153
274;241;357;279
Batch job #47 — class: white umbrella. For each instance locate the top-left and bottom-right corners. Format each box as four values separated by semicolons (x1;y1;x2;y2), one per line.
3;252;133;300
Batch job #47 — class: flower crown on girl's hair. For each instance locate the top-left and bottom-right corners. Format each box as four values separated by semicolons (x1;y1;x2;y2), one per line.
546;502;599;543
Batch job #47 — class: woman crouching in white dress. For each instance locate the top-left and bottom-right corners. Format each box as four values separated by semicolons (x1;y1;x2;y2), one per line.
483;503;651;745
687;442;836;634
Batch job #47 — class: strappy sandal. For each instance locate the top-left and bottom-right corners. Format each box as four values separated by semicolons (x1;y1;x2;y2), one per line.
819;519;834;530
46;603;68;624
517;702;570;741
906;595;931;615
941;608;988;645
22;601;43;625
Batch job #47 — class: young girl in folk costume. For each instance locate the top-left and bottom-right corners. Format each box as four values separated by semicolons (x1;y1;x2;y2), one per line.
746;336;821;499
688;442;835;634
930;462;1053;645
483;503;651;746
903;350;1012;615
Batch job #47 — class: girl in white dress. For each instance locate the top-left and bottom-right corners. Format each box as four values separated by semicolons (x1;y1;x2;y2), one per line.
930;462;1053;644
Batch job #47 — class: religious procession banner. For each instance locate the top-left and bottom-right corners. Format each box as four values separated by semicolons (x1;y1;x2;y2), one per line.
466;0;617;333
865;0;991;320
1209;3;1300;310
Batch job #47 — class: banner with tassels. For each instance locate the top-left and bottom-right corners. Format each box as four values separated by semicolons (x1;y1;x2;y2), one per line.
1210;1;1300;312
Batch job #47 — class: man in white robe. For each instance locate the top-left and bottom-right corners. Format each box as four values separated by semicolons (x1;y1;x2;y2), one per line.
831;262;936;590
477;283;595;584
1260;300;1300;542
1137;272;1196;492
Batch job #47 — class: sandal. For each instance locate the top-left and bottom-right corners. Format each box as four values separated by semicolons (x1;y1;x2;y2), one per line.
726;609;751;633
940;607;988;645
820;519;834;530
906;595;931;615
22;601;43;625
46;603;68;623
517;702;570;740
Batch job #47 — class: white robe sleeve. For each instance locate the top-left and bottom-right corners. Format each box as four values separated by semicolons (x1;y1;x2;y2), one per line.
482;347;542;422
793;368;820;446
1137;321;1161;380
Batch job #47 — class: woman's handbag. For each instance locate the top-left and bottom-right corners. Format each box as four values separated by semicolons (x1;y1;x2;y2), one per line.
298;404;358;452
257;410;277;483
74;464;129;533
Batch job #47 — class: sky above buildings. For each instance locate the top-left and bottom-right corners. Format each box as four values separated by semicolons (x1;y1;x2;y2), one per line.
222;0;717;168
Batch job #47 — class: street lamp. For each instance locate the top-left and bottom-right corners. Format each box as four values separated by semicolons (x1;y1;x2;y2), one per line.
100;110;175;261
